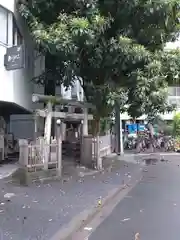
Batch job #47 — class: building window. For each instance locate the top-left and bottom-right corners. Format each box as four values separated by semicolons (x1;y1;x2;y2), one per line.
13;20;23;46
168;87;180;97
0;6;8;45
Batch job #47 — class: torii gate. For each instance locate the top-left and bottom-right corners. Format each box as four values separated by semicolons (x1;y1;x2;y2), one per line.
32;94;94;173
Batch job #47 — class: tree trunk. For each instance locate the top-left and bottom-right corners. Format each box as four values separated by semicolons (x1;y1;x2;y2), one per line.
92;116;100;136
44;53;56;137
147;123;155;152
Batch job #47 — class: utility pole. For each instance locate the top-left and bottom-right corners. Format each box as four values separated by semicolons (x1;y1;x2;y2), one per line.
115;102;124;155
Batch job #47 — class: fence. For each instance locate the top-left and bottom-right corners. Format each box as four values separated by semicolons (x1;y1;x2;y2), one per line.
19;134;113;173
28;143;59;171
19;138;61;173
81;134;112;169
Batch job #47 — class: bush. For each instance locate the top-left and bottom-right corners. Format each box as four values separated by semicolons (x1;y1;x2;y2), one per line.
173;113;180;136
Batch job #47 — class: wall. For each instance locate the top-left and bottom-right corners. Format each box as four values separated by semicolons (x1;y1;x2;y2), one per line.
13;1;34;111
0;5;14;103
10;114;34;139
0;1;34;111
0;0;14;12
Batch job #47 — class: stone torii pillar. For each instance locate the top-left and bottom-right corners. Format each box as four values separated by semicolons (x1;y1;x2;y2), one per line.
83;107;88;136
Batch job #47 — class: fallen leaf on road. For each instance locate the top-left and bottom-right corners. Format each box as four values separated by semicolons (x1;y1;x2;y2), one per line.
102;180;108;184
4;193;15;199
22;216;27;224
62;178;69;183
135;233;140;240
121;218;131;222
84;227;92;231
78;172;85;177
125;195;132;199
59;189;65;195
0;210;4;213
78;178;84;183
49;219;52;222
98;197;102;206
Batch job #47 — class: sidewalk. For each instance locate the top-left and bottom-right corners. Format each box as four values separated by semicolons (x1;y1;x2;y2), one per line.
106;152;180;164
0;160;142;240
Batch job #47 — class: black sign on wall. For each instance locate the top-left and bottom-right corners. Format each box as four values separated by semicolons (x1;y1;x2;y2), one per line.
4;45;25;71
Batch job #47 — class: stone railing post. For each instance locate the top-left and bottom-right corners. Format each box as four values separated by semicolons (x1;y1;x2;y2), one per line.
19;139;29;167
81;136;93;167
83;108;88;136
96;136;102;170
0;134;4;161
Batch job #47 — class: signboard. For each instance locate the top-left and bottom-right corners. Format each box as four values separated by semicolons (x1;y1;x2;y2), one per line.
126;124;137;134
126;123;146;133
4;45;25;70
137;124;145;131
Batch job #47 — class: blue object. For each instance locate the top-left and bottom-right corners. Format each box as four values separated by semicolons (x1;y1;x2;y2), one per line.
126;124;137;134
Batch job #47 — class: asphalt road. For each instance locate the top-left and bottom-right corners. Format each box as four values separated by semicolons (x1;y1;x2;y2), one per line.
87;158;180;240
0;161;140;240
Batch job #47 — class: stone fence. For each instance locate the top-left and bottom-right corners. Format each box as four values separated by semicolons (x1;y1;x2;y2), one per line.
81;134;113;169
19;138;62;174
18;133;113;175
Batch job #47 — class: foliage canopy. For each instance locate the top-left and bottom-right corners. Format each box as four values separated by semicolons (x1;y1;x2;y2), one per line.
19;0;180;118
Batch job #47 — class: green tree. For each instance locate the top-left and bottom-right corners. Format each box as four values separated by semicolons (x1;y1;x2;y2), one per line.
150;115;173;135
173;113;180;136
18;0;180;125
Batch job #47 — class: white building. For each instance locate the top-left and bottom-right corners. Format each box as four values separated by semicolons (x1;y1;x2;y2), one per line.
0;0;34;114
0;1;84;139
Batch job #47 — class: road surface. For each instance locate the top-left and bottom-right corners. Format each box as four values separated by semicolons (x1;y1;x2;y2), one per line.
84;158;180;240
0;161;139;240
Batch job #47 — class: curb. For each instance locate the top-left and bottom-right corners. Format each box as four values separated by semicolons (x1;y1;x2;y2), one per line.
5;162;114;185
50;167;142;240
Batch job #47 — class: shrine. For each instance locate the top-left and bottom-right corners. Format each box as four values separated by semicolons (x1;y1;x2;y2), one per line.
18;93;94;179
